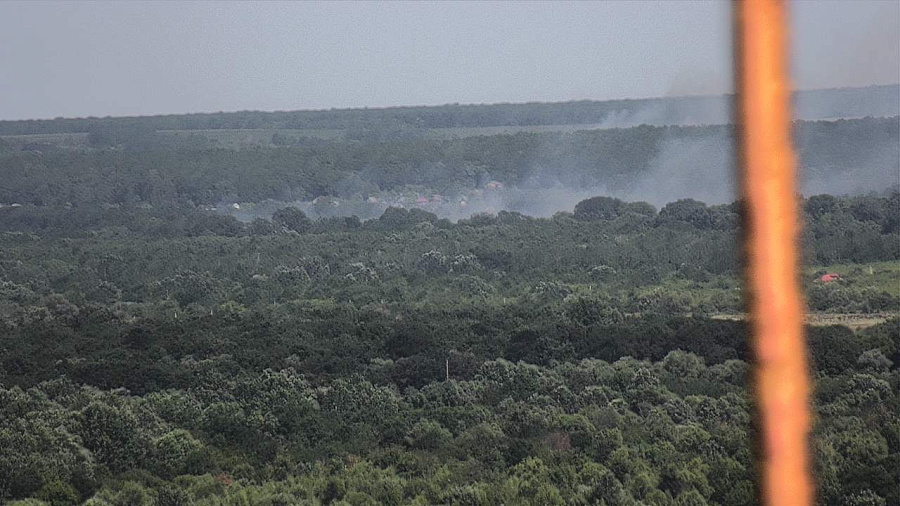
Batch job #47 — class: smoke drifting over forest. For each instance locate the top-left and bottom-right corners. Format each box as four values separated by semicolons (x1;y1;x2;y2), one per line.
226;124;897;223
591;85;900;129
1;86;896;222
221;113;898;223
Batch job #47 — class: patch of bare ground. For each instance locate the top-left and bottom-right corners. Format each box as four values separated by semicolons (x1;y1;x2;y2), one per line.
709;313;896;330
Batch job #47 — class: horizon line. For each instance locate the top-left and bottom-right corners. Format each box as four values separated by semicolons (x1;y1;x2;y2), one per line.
1;83;897;124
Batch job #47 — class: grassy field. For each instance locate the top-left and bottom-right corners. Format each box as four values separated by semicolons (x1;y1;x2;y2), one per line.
424;122;603;139
706;261;899;328
159;128;346;146
0;132;90;148
162;123;608;144
710;312;894;329
806;261;900;296
1;123;608;149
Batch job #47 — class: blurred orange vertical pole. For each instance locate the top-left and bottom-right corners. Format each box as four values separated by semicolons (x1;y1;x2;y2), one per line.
733;1;813;506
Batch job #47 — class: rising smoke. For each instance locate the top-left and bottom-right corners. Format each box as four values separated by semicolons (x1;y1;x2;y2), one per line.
222;121;896;223
218;89;899;222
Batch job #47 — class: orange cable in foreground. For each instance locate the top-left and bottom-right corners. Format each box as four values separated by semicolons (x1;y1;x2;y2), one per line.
733;2;813;506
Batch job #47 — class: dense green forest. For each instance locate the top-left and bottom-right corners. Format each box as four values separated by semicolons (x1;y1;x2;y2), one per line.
1;89;898;505
1;189;898;505
4;0;900;498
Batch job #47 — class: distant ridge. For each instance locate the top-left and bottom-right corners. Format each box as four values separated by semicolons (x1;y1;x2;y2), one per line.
0;84;897;135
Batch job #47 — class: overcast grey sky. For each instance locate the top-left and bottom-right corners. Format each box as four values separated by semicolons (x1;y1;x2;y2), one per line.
0;1;897;120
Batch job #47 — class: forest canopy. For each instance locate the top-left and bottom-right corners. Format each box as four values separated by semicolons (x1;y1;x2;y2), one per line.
0;190;898;505
0;89;898;505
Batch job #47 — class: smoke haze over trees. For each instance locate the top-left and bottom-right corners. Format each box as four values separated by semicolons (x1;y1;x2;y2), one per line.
2;106;897;215
1;2;898;502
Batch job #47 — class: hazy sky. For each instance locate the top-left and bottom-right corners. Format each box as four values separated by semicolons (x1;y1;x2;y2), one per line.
0;1;897;120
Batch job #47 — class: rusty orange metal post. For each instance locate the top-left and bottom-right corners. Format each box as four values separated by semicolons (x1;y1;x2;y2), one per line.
733;1;813;506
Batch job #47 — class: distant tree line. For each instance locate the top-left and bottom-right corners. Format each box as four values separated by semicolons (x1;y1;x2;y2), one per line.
0;85;896;136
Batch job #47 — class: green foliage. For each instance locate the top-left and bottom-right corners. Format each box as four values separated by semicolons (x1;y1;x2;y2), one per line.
574;196;626;220
78;401;149;473
0;167;896;504
404;419;452;451
152;430;205;478
272;206;312;233
34;481;79;506
0;115;896;207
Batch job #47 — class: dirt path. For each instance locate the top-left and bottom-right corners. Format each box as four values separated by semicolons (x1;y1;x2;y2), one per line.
710;312;896;330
